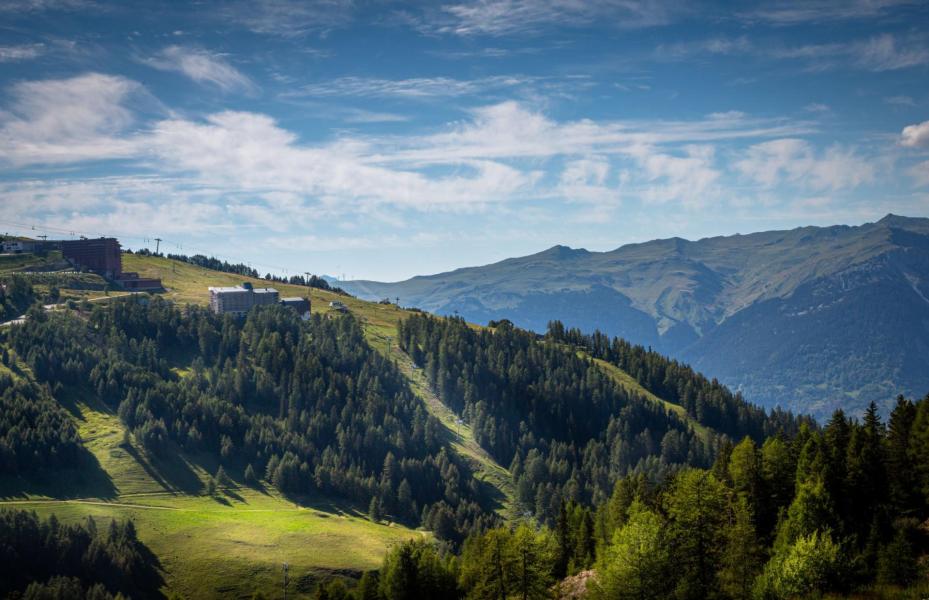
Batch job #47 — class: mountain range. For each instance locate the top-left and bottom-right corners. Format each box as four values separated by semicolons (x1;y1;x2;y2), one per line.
338;214;929;419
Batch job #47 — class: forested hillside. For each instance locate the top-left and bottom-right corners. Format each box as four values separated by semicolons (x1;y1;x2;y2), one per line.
544;321;804;442
6;298;494;540
336;394;929;600
397;313;805;522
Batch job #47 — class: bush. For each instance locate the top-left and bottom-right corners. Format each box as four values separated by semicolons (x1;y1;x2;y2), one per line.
754;531;843;599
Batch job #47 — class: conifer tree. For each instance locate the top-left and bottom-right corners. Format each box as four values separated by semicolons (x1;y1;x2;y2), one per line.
718;495;763;599
589;500;671;600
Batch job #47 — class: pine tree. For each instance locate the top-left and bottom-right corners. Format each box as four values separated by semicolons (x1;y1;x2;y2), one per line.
215;465;227;488
589;500;671;600
510;524;554;600
728;437;762;514
718;495;763;599
876;524;918;587
664;469;728;599
369;497;382;522
886;396;917;514
244;463;257;485
909;396;929;507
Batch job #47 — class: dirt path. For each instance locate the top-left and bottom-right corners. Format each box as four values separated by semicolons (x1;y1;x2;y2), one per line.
0;498;183;511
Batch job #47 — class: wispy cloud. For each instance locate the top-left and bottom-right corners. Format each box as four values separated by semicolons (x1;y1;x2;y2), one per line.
341;109;410;123
0;43;45;62
0;72;143;165
772;33;929;71
411;0;685;36
382;102;815;166
663;33;929;72
284;75;534;99
143;46;256;94
740;0;921;25
220;0;355;37
804;103;830;113
0;0;96;12
655;36;751;60
734;138;875;191
884;95;916;106
908;160;929;186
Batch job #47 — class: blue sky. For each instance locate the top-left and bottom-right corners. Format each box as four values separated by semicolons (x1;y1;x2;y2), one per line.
1;0;928;281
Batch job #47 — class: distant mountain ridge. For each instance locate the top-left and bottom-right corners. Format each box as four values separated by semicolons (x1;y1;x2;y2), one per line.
340;214;929;419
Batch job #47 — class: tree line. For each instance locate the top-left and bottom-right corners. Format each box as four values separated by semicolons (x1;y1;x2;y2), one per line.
545;321;807;441
0;366;84;475
0;508;160;599
397;314;804;523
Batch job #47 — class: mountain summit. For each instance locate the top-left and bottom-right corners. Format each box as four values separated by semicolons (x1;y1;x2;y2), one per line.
340;215;929;418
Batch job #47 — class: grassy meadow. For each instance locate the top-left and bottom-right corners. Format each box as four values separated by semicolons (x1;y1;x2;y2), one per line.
0;390;424;598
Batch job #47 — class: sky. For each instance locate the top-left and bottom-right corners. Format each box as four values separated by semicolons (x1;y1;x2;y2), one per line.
1;0;928;281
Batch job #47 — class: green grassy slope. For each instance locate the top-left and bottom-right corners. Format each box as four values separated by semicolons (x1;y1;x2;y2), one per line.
0;372;422;599
586;355;713;443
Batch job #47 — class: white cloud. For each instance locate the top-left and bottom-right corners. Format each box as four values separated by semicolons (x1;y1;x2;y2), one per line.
385;101;813;166
558;156;616;205
638;145;720;204
854;34;929;71
0;43;45;62
286;75;534;99
0;73;882;221
0;0;94;12
804;103;830;113
741;0;919;24
145;110;538;211
773;34;929;72
144;46;255;93
734;138;875;191
220;0;355;37
901;120;929;148
884;95;916;106
0;73;142;165
655;36;751;60
415;0;684;36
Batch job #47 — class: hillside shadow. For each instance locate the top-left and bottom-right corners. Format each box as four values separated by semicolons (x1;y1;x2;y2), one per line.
127;537;167;600
0;449;118;500
125;443;203;495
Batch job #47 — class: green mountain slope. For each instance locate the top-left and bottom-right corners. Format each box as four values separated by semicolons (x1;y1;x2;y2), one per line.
0;251;803;597
339;214;929;418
